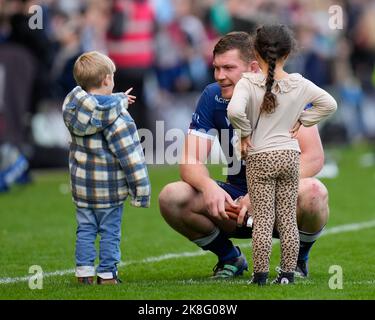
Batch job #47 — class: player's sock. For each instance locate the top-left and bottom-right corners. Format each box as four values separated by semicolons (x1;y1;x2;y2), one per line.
298;227;324;261
193;228;239;262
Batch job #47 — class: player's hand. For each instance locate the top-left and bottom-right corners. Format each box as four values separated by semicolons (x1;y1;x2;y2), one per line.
240;136;252;159
203;182;238;220
226;194;253;227
125;88;136;105
290;120;302;138
225;199;240;220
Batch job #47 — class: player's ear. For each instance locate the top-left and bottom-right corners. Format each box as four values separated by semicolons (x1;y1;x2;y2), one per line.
250;60;260;73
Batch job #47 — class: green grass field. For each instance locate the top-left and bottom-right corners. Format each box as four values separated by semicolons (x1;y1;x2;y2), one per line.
1;143;375;300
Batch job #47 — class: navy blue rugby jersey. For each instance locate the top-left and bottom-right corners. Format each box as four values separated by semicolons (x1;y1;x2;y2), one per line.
188;83;312;188
188;83;247;188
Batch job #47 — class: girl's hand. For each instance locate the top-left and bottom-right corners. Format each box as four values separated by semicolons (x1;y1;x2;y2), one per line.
290;120;302;138
225;194;253;227
240;136;252;159
125;88;136;105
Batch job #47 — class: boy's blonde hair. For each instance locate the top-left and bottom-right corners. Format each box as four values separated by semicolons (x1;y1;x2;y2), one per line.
73;51;116;90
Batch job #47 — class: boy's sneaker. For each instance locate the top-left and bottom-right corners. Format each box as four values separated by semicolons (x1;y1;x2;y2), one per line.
248;272;268;286
97;276;122;285
295;259;308;278
211;247;248;279
271;270;295;285
77;276;94;285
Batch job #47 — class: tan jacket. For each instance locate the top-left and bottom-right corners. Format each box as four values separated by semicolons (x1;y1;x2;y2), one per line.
227;72;337;154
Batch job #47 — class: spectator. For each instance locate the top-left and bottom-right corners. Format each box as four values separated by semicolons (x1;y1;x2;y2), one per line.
107;0;156;131
50;18;83;98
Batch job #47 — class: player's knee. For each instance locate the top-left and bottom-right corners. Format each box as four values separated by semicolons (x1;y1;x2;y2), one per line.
298;178;328;214
158;182;190;218
158;184;176;215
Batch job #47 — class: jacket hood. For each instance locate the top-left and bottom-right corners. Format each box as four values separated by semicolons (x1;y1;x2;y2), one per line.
62;86;128;136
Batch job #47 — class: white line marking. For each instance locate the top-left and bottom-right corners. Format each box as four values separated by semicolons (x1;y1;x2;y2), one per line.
322;220;375;234
1;219;375;285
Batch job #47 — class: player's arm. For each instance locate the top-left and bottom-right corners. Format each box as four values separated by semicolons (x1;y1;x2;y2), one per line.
297;125;324;178
180;133;213;189
180;134;238;219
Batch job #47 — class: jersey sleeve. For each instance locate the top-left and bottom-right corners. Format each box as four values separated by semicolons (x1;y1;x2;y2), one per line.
188;86;217;140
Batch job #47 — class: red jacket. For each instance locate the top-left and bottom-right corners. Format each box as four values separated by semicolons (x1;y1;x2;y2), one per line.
107;0;155;68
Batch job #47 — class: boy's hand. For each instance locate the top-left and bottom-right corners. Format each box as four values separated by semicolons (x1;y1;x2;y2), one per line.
125;88;136;105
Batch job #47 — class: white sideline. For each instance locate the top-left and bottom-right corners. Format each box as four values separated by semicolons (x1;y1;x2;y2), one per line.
1;219;375;285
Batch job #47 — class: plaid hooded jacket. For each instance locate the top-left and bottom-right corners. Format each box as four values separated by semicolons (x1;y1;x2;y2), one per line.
62;86;151;209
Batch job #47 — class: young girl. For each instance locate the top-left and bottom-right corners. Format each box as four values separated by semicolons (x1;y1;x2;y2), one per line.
227;25;337;285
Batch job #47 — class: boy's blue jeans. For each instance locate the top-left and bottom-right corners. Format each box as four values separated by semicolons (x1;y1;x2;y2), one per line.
75;204;123;279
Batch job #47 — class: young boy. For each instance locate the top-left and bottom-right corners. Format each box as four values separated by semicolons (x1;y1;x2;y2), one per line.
62;51;151;285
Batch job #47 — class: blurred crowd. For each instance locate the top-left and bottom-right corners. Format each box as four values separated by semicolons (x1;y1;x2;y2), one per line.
0;0;375;191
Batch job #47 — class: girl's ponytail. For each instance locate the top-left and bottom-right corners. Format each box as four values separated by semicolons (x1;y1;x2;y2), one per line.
261;47;277;114
254;25;295;114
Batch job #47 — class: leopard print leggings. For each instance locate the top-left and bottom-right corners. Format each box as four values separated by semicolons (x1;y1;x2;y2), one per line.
246;150;300;273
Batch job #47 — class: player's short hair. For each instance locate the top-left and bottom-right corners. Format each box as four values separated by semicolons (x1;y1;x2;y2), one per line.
73;51;116;90
213;31;254;63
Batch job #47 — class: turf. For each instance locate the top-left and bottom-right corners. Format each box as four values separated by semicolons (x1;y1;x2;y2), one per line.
0;143;375;300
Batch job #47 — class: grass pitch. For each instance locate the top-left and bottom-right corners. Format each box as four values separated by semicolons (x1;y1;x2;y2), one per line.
0;143;375;300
